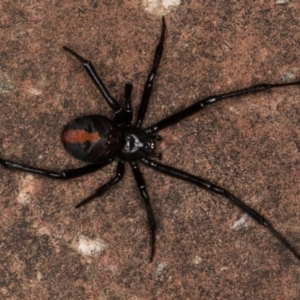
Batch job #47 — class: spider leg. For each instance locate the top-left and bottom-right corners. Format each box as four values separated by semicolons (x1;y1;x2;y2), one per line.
130;161;156;262
63;46;123;118
146;81;300;134
141;157;300;262
75;160;125;208
124;83;133;125
0;158;112;179
135;17;166;128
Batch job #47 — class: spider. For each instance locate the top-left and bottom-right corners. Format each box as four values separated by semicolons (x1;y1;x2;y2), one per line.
1;17;300;263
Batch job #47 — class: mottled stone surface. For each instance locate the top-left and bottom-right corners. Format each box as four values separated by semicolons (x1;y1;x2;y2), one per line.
1;1;300;299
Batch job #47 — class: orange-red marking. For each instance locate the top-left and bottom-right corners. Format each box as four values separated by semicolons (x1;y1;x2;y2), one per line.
62;130;100;144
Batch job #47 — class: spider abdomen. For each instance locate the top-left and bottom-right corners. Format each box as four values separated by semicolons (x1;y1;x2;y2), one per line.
61;115;124;163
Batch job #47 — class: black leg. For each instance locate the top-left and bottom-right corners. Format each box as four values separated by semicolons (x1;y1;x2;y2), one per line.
75;160;125;208
123;83;133;125
145;81;300;134
135;17;166;128
130;161;156;262
142;157;300;261
63;46;123;118
0;158;112;179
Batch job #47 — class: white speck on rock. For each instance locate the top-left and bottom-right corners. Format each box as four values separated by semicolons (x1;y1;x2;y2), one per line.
276;0;290;4
143;0;181;16
192;255;202;265
231;214;250;230
17;174;35;205
37;271;43;281
72;234;107;256
282;70;295;81
28;87;42;95
156;261;166;277
0;71;14;94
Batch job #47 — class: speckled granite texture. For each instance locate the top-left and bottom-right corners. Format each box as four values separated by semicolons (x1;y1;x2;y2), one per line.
0;1;300;299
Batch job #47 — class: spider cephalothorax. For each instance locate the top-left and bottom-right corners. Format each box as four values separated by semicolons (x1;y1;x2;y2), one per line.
1;17;300;263
120;126;161;161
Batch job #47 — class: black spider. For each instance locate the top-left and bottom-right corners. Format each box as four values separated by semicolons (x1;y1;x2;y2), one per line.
1;17;300;262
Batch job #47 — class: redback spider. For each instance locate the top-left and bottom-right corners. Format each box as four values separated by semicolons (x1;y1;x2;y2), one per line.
1;17;300;262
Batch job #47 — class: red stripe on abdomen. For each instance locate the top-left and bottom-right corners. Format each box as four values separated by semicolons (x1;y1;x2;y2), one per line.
62;130;100;143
